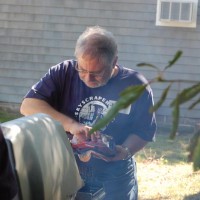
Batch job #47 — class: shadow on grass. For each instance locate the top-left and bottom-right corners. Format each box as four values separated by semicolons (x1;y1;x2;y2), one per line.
184;192;200;200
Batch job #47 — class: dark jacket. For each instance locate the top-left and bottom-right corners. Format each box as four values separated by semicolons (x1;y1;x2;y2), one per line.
0;127;18;200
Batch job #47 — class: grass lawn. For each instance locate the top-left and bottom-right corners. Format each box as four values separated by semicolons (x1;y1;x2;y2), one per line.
1;110;200;199
136;132;200;200
0;110;21;123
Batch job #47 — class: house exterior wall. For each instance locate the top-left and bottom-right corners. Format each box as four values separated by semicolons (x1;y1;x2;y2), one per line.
0;0;199;124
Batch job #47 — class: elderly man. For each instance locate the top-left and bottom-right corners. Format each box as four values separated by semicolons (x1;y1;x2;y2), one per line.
20;26;156;200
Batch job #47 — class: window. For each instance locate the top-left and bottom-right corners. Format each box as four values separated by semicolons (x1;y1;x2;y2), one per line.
156;0;198;28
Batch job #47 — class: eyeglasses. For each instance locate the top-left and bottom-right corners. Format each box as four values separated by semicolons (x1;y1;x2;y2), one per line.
75;63;107;77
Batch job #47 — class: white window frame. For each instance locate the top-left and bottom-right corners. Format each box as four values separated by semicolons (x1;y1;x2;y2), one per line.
156;0;198;28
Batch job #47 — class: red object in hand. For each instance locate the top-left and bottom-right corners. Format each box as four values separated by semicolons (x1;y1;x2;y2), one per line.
71;134;116;162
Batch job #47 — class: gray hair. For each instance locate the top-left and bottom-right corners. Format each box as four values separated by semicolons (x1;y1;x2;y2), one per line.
74;26;118;66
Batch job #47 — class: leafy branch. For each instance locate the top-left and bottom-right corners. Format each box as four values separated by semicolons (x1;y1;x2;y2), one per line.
89;50;200;171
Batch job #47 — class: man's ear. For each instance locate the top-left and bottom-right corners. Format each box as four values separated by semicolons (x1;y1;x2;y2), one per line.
113;56;118;67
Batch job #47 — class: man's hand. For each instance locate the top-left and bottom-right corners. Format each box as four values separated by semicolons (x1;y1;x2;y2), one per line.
85;134;148;162
69;122;101;142
92;145;130;162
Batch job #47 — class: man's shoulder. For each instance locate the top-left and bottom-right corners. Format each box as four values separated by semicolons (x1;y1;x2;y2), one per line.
49;60;77;79
51;59;75;71
120;66;148;85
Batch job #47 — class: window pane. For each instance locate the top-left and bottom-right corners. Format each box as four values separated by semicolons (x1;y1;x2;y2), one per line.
171;2;180;20
181;3;191;21
161;2;170;20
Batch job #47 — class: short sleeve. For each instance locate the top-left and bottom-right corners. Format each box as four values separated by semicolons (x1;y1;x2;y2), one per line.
24;61;69;107
130;86;157;141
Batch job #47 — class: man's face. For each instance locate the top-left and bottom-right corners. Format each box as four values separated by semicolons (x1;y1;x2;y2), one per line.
76;58;114;88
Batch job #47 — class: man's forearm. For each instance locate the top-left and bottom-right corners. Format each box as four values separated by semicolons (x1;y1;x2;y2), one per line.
20;98;76;132
122;134;148;156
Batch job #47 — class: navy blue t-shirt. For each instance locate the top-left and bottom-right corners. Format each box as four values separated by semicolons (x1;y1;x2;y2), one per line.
25;59;156;188
25;59;156;144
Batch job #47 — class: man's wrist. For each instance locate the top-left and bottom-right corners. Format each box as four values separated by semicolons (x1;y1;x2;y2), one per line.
67;120;79;134
122;146;132;160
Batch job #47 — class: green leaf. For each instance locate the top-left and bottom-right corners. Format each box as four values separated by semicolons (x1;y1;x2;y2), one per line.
120;84;147;97
179;83;200;105
170;83;200;107
150;84;171;112
188;131;200;162
90;85;146;134
189;98;200;109
137;63;159;71
164;50;183;70
193;135;200;171
170;99;180;139
89;102;121;134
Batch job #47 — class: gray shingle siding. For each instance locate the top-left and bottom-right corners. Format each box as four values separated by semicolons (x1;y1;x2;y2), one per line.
0;0;199;121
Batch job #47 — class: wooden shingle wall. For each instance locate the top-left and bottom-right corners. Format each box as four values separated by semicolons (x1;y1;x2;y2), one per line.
0;0;199;121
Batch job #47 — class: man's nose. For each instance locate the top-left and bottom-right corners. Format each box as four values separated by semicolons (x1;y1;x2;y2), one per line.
84;73;96;81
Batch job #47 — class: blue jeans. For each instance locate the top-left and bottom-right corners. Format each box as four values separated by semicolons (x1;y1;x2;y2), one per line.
76;157;138;200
